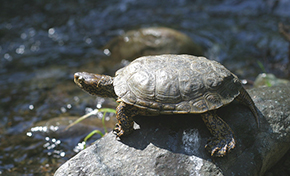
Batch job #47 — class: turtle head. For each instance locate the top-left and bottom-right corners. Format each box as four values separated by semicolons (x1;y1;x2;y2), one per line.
74;72;117;99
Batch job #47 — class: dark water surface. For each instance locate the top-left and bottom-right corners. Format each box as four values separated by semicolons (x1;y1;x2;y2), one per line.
1;0;290;175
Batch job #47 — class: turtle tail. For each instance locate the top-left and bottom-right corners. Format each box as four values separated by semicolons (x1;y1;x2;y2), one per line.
236;87;260;128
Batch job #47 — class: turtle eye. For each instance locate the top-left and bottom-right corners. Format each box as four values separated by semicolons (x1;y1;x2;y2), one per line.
74;73;84;84
78;76;83;82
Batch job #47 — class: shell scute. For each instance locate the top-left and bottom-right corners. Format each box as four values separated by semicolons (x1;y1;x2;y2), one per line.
128;70;155;100
192;99;208;112
155;68;181;103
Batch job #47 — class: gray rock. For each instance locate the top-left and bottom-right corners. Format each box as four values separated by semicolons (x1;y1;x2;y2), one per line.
55;86;290;176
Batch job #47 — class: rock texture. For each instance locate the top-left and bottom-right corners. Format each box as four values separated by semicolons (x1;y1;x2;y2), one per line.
55;85;290;176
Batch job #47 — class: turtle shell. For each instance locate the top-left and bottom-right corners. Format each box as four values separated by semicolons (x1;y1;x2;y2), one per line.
113;54;242;114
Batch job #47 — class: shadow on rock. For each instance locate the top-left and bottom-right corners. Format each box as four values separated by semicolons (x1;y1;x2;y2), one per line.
119;114;209;156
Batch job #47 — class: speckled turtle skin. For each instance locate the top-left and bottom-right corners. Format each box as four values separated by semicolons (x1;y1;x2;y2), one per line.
74;54;259;157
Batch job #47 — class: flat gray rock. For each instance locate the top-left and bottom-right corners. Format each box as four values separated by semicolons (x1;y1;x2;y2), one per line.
55;85;290;176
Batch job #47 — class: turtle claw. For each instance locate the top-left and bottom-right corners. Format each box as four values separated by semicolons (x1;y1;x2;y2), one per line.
205;135;235;157
113;123;133;137
113;123;124;137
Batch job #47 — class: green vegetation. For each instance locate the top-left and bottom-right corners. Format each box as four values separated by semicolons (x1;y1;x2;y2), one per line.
257;60;272;87
66;108;116;148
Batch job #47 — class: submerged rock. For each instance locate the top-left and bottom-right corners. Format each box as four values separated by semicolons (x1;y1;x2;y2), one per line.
103;27;203;61
54;86;290;176
99;27;203;74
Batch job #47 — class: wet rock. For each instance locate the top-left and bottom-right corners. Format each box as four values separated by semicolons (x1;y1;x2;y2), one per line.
24;116;114;159
54;85;290;176
30;116;116;140
100;27;203;74
103;27;203;60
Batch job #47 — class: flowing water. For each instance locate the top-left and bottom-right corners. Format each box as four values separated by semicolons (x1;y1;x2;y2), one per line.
1;0;290;175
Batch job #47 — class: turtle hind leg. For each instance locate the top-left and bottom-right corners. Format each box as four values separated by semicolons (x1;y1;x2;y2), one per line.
201;111;235;157
236;87;260;128
113;102;138;137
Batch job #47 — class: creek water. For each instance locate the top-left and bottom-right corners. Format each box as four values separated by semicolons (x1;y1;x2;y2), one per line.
1;0;290;175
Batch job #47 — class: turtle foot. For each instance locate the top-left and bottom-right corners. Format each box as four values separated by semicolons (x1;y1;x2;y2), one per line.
205;134;235;157
113;123;133;137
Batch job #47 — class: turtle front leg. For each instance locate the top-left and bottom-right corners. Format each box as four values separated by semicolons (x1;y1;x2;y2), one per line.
201;111;235;157
113;102;138;137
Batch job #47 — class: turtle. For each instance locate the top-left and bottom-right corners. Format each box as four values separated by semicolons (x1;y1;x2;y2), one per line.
74;54;259;157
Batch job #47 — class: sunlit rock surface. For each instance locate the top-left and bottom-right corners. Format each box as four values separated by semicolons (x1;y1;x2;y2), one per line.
55;85;290;176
